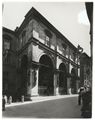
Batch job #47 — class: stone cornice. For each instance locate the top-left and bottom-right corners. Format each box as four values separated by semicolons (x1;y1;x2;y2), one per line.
17;37;79;68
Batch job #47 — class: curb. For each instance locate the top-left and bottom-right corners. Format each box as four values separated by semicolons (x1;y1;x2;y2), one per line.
5;94;78;108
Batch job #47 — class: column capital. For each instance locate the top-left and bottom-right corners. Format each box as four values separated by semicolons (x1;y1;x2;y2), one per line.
53;69;59;74
67;72;71;79
28;61;40;69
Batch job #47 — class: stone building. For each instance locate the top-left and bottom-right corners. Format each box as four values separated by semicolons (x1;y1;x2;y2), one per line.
80;53;92;87
85;2;93;89
3;27;18;99
3;7;80;100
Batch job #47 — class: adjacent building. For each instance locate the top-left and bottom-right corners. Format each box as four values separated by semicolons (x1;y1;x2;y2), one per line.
3;7;81;101
80;53;92;87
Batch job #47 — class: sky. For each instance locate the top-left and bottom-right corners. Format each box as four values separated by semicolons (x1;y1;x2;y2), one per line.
2;2;91;56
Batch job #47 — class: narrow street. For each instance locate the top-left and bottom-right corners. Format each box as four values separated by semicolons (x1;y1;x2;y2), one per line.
3;95;82;118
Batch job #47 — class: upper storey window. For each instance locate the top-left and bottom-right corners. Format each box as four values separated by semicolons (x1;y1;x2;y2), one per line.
45;36;50;47
33;30;39;39
44;29;52;47
62;43;67;56
70;49;77;62
22;30;26;39
4;39;10;50
22;30;26;46
3;35;11;51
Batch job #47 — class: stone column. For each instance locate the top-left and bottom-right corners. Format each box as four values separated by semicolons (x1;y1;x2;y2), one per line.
32;69;39;96
27;69;32;97
54;71;59;96
67;77;72;95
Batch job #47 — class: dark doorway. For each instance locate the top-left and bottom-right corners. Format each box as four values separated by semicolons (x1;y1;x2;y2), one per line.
38;55;54;96
71;68;76;94
20;55;28;96
59;63;67;95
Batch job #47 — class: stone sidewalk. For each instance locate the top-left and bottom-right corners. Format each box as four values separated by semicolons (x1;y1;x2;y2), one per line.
5;94;78;108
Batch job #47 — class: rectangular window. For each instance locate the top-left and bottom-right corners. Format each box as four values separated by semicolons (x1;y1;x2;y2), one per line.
70;49;75;61
45;36;50;47
62;43;67;56
19;37;22;48
22;30;26;46
4;40;10;50
63;49;66;56
33;30;39;39
65;46;69;58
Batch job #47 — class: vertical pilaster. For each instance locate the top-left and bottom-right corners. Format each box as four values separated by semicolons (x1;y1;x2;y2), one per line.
56;73;59;95
54;71;59;96
32;69;39;96
27;69;32;97
54;73;57;96
67;77;72;95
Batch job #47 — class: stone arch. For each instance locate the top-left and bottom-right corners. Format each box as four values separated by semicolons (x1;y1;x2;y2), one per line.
3;34;12;40
38;52;55;68
59;63;67;95
38;54;54;96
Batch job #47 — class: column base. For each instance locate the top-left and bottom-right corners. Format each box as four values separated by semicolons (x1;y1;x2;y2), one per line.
24;95;32;101
67;88;72;95
56;87;60;95
32;86;39;96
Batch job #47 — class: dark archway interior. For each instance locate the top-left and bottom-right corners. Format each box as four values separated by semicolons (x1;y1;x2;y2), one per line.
59;63;67;95
20;55;28;96
71;68;76;94
39;55;54;96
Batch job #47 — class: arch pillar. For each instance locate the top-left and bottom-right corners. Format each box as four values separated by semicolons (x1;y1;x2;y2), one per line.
27;68;32;96
54;70;59;95
27;68;39;97
67;77;72;94
53;70;59;96
31;68;39;96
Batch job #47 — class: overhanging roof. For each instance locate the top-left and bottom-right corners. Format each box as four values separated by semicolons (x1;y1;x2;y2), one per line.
17;7;77;51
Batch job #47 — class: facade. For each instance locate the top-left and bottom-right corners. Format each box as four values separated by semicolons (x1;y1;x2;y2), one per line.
3;7;81;101
3;27;18;100
85;2;93;89
85;2;93;59
80;53;92;87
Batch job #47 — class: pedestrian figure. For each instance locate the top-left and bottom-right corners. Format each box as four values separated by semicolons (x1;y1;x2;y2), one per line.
78;87;84;105
9;96;12;104
81;87;91;118
4;95;7;104
2;95;6;111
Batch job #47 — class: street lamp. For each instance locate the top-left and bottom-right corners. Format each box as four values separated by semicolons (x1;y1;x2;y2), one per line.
77;44;83;64
76;44;83;89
